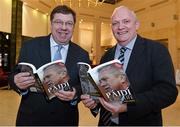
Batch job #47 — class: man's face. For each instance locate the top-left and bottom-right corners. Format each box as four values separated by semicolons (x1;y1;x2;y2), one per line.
99;72;120;91
51;13;74;44
99;70;127;91
111;7;139;46
43;69;63;86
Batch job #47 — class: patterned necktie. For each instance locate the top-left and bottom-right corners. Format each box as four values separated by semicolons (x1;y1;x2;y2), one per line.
101;109;112;126
118;47;127;65
53;45;62;61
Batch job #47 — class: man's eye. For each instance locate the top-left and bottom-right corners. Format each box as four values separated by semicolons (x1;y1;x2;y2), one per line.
123;20;130;24
67;22;73;26
112;22;119;26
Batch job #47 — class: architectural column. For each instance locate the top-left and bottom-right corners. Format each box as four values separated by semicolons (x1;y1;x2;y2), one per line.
72;0;79;44
10;0;22;70
73;16;79;44
93;17;101;65
174;0;180;69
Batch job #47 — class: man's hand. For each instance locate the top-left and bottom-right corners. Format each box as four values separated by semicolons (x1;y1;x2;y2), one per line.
99;97;127;114
14;72;35;90
81;94;97;109
55;87;76;101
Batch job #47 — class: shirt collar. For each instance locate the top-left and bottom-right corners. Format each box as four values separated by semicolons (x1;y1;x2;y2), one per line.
50;35;69;48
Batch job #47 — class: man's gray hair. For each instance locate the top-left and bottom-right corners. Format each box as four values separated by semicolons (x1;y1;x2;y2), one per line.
111;5;137;20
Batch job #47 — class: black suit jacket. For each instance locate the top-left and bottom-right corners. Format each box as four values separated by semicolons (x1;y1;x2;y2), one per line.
98;35;178;126
9;35;90;126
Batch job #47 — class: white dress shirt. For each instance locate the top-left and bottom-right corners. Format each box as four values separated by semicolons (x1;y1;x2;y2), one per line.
50;35;69;63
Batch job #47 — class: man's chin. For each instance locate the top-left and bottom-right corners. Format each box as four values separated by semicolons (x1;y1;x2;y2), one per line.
57;40;70;44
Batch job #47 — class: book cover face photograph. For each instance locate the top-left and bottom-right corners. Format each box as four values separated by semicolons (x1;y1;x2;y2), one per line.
42;62;71;99
98;63;129;92
97;63;130;102
43;63;69;88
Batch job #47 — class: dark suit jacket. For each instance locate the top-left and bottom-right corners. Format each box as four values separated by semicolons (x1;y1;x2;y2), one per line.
9;35;90;126
98;35;178;126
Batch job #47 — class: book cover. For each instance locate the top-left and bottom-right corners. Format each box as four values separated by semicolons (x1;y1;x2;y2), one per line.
77;62;100;102
78;59;135;104
18;60;72;100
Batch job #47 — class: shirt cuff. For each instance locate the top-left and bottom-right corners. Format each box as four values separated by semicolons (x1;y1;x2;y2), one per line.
70;95;78;106
18;89;29;96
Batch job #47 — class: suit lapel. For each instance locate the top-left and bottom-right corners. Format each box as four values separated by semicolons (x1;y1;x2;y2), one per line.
65;42;76;68
126;36;146;75
109;46;116;60
38;36;51;65
104;46;117;62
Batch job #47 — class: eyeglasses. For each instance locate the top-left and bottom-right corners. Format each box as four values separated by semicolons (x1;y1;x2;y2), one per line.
52;20;74;28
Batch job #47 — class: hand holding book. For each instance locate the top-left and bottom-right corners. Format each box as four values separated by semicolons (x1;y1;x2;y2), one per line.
18;60;73;100
99;97;128;114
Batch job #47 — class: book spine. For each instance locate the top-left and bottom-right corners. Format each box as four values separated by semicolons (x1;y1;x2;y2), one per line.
87;73;108;101
34;73;50;100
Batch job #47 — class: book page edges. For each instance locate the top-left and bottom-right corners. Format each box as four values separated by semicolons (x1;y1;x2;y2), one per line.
77;62;91;70
37;60;64;73
18;62;37;73
88;59;120;74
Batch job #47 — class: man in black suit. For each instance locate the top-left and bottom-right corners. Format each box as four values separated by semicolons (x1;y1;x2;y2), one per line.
9;5;90;126
81;6;178;126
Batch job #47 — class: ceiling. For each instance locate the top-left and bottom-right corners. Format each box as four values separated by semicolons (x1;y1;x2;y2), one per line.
21;0;167;14
21;0;123;14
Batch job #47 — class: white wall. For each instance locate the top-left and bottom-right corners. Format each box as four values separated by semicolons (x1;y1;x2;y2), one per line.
22;5;48;37
0;0;12;33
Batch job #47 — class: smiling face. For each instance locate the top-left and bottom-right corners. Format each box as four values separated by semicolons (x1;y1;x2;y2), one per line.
111;6;140;46
51;13;75;44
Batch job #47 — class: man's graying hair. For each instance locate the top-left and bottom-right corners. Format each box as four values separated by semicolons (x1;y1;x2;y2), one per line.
111;5;137;20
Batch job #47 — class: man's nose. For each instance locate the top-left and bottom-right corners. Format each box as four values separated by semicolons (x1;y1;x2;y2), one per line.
118;23;124;29
61;22;67;29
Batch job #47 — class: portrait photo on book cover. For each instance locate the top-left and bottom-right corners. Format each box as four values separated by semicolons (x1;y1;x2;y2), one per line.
42;62;70;98
97;63;130;102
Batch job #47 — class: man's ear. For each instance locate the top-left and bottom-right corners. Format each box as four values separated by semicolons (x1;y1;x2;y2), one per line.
135;20;140;30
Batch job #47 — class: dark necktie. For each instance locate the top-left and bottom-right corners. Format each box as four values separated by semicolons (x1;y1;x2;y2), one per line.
118;47;127;65
53;45;62;61
101;109;112;126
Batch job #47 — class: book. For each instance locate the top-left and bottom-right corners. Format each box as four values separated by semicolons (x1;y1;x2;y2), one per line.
78;59;135;104
78;62;101;102
18;60;72;100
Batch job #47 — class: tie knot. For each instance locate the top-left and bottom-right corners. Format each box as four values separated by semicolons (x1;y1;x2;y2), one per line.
53;45;63;61
120;47;127;54
57;45;63;50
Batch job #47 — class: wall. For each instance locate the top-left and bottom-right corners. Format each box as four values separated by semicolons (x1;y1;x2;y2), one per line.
0;0;12;33
22;5;48;37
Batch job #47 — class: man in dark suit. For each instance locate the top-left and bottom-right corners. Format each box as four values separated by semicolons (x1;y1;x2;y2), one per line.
9;5;90;126
81;6;178;126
